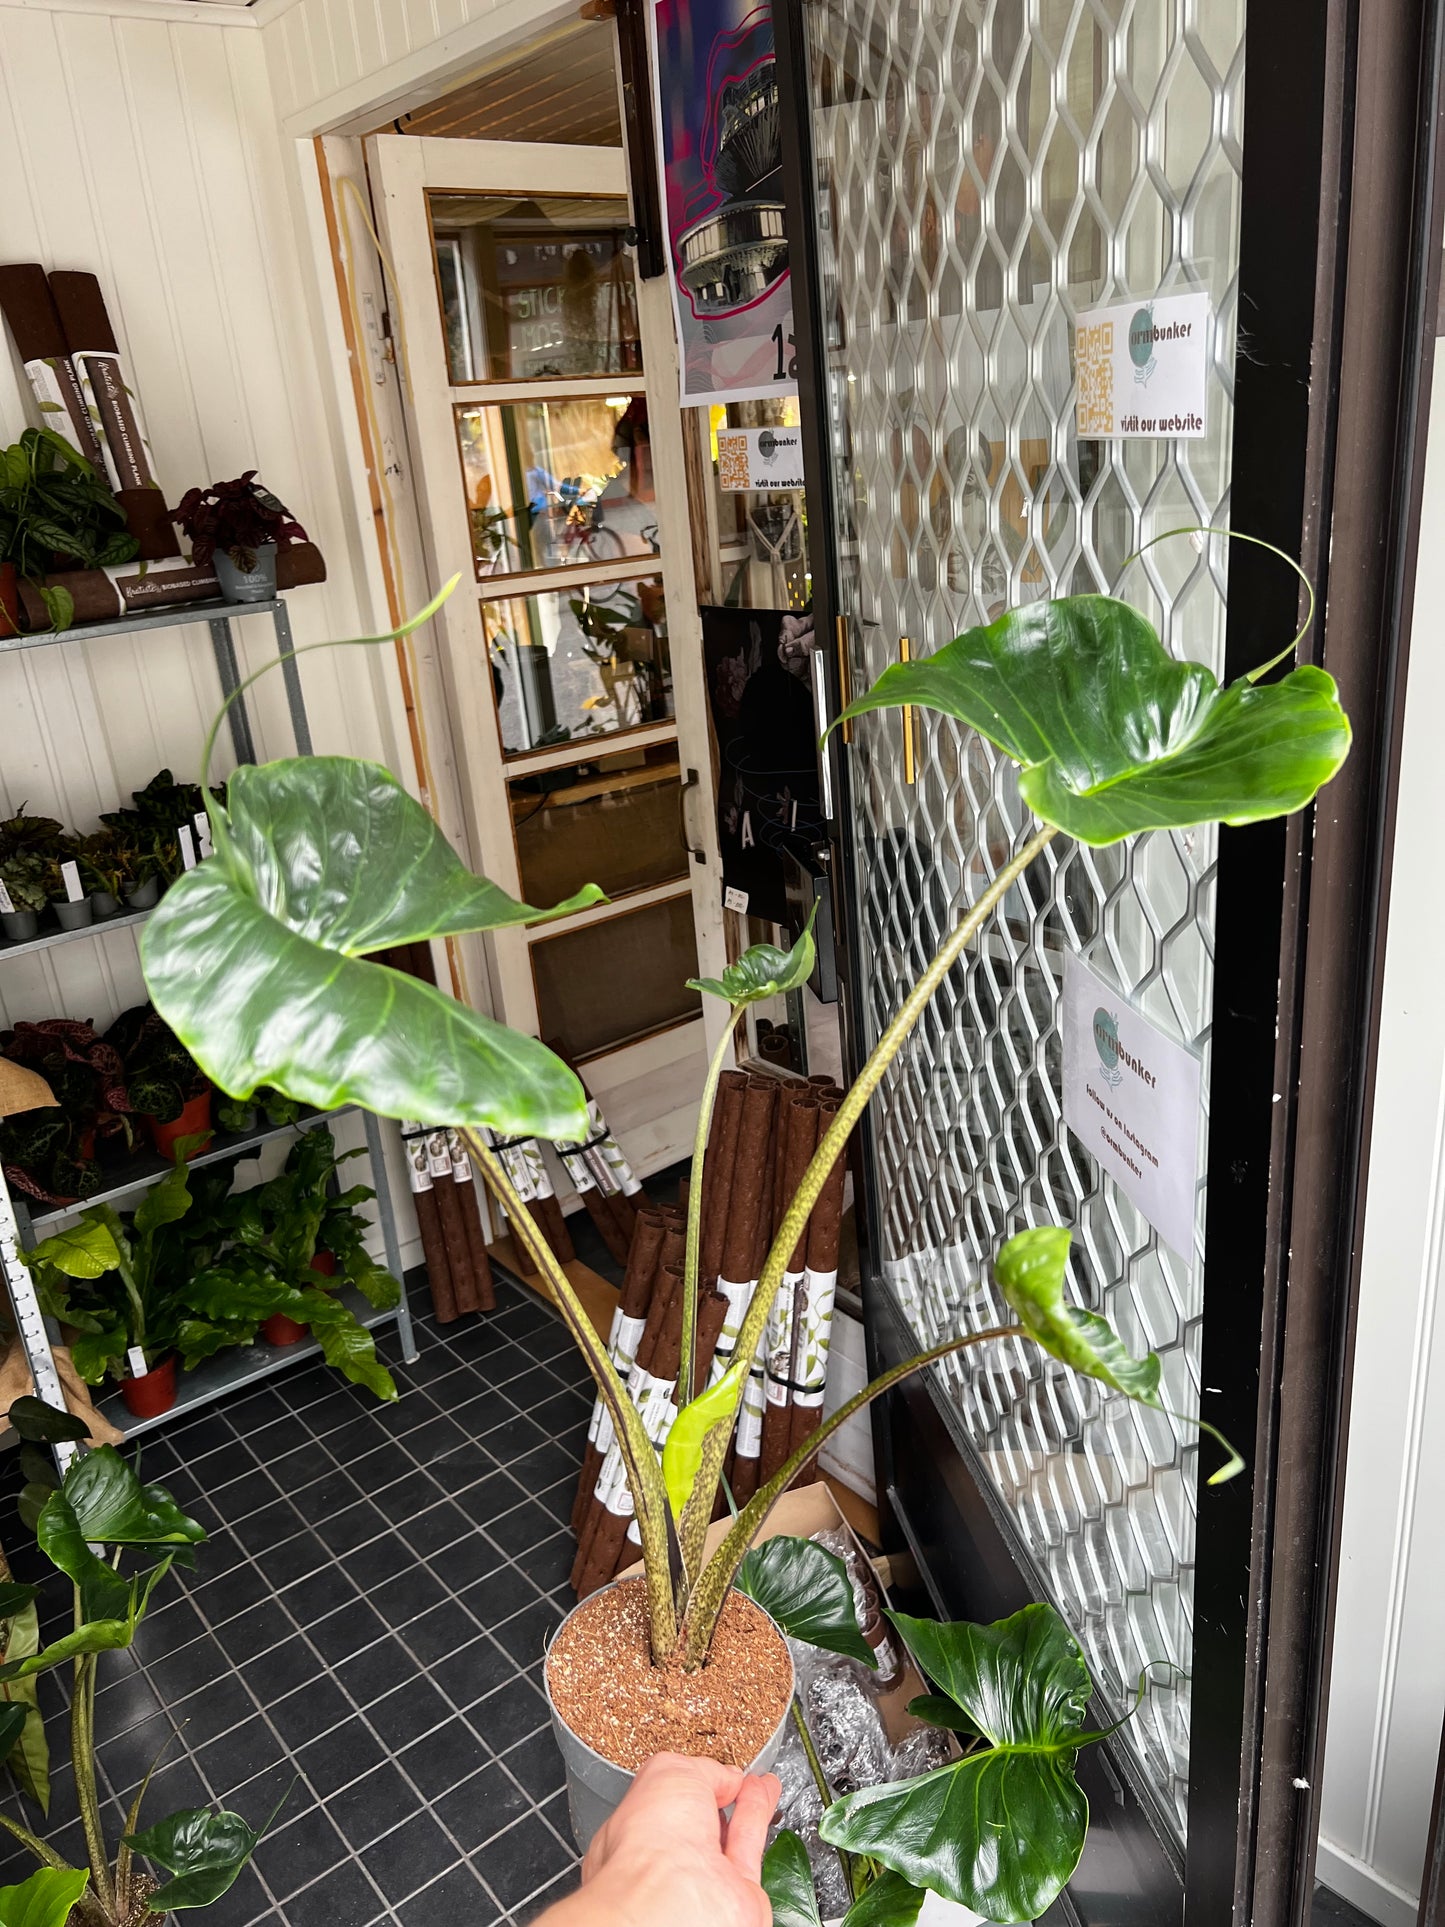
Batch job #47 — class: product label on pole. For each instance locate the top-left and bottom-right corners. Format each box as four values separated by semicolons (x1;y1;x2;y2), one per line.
1075;289;1211;438
60;860;84;903
177;825;196;870
1061;951;1203;1260
424;1129;452;1181
716;427;805;492
400;1123;433;1193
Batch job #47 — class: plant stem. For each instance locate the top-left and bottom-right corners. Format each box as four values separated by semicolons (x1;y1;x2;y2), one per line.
789;1697;867;1903
71;1646;114;1919
0;1809;67;1869
678;1011;741;1412
704;825;1058;1529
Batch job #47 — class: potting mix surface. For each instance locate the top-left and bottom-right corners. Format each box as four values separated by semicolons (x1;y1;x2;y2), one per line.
546;1578;793;1771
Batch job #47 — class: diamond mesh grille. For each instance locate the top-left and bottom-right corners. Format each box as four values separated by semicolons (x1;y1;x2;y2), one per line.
804;0;1244;1837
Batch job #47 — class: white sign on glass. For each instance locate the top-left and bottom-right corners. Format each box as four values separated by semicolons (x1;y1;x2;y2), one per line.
716;426;805;493
1061;951;1203;1260
1074;289;1211;439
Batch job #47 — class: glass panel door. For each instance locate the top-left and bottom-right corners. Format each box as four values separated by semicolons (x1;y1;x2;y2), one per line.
799;0;1245;1866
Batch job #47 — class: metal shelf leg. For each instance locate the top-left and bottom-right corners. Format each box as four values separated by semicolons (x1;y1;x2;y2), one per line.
0;1173;81;1473
208;617;258;766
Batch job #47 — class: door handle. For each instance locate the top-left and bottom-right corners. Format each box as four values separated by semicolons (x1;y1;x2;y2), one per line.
679;768;707;864
898;637;917;785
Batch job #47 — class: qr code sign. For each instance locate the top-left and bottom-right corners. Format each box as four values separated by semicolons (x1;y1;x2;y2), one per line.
717;431;751;492
1075;320;1114;435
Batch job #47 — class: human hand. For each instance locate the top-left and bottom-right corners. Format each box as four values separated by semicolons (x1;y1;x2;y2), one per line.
543;1752;781;1927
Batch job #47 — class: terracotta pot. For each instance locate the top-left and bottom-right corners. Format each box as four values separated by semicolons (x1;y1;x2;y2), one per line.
121;1355;177;1418
146;1089;212;1160
309;1249;337;1277
261;1312;310;1347
0;563;20;639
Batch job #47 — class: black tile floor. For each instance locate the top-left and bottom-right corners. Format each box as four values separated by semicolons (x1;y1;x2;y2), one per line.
0;1272;597;1926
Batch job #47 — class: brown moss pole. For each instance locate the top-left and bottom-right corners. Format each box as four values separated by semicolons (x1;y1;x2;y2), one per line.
788;1098;848;1460
571;1208;667;1533
401;1124;457;1324
760;1095;820;1481
447;1131;496;1312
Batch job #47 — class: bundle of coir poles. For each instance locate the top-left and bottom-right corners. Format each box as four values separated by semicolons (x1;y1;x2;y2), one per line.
569;1068;847;1596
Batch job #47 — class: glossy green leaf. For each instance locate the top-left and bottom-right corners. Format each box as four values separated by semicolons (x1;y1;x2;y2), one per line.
2;1399;89;1447
53;1447;207;1548
0;1560;172;1682
132;1153;195;1238
689;904;818;1007
124;1805;265;1910
831;595;1351;846
0;1868;90;1927
995;1228;1160;1401
760;1830;821;1927
663;1357;747;1521
19;1218;118;1281
905;1693;980;1737
843;1871;927;1927
821;1604;1092;1921
305;1299;397;1401
0;1704;27;1766
736;1535;876;1669
1;1596;50;1813
140;757;600;1137
0;1587;37;1623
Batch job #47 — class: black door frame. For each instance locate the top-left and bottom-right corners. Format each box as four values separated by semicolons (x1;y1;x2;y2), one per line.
773;0;1445;1919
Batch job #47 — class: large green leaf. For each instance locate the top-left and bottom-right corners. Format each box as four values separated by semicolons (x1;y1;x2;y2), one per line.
0;1868;90;1927
760;1831;821;1927
843;1871;927;1927
994;1227;1160;1401
2;1399;89;1448
1;1595;50;1813
736;1535;876;1669
304;1297;397;1401
133;1154;195;1238
821;1604;1092;1922
689;905;817;1007
52;1447;206;1548
19;1218;118;1281
831;595;1351;846
0;1559;173;1682
905;1693;981;1738
140;757;601;1137
124;1806;264;1910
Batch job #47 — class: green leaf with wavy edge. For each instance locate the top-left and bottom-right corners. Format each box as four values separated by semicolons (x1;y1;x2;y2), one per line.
829;594;1351;847
140;756;601;1137
0;1559;173;1682
760;1830;821;1927
689;903;817;1006
0;1868;90;1927
843;1871;927;1927
52;1447;206;1549
736;1535;876;1669
663;1356;747;1521
994;1227;1160;1401
124;1806;265;1911
18;1218;118;1281
821;1603;1092;1921
905;1693;981;1737
3;1399;89;1448
305;1300;397;1401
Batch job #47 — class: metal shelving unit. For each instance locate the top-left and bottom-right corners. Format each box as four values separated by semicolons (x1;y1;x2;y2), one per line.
0;596;417;1464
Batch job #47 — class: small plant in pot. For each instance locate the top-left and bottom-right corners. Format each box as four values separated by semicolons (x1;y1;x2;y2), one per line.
104;1004;211;1159
0;427;139;635
0;854;48;944
76;828;133;919
135;571;1350;1915
0;1396;273;1917
42;849;92;932
172;472;296;604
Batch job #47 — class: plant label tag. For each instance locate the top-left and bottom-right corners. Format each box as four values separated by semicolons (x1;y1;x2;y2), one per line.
724;886;749;913
1075;289;1211;438
126;1346;148;1380
1061;951;1203;1261
178;825;197;870
60;859;85;903
0;880;13;915
193;811;213;859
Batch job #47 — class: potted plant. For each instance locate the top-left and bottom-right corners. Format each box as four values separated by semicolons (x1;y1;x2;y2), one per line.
0;1396;272;1917
136;580;1351;1916
0;854;48;943
0;428;138;634
214;1085;300;1137
104;1004;211;1159
42;849;91;932
76;829;130;919
172;472;297;603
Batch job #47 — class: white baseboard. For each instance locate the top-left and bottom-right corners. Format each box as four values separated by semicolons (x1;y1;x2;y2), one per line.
1316;1837;1420;1927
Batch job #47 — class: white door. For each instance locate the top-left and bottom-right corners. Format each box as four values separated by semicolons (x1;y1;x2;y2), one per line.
369;134;726;1177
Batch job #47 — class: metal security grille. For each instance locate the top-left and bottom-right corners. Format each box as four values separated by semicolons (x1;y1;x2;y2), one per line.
803;0;1245;1838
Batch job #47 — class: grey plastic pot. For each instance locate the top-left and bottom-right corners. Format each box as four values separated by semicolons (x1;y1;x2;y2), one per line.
544;1582;795;1854
0;908;38;943
214;541;277;604
90;890;121;920
53;898;93;931
124;876;161;910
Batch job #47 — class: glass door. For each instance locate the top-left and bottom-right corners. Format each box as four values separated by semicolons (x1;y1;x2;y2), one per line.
786;0;1247;1914
371;136;726;1167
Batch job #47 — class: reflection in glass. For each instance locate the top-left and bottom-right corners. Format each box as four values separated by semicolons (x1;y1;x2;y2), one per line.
510;745;685;906
484;577;671;755
531;894;700;1061
428;192;641;383
458;396;656;578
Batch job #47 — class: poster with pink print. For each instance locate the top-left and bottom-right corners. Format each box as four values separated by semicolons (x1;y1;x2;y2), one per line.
647;0;798;405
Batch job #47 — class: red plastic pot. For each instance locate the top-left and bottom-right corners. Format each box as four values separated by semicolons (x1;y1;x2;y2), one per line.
260;1251;334;1347
146;1090;213;1160
0;564;19;640
120;1355;177;1419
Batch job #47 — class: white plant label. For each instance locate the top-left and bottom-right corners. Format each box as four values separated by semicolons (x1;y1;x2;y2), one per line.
1061;951;1203;1261
60;859;84;903
193;811;213;859
1075;289;1211;439
178;825;196;870
0;881;14;915
126;1346;149;1379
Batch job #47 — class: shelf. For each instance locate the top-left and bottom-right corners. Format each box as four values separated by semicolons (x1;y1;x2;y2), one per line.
0;905;153;963
0;597;284;656
25;1105;353;1228
98;1293;402;1440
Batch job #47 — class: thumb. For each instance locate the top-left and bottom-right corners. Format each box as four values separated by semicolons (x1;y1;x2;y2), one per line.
723;1773;780;1882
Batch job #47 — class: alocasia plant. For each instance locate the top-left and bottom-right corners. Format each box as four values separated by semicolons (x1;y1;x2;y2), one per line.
134;579;1349;1915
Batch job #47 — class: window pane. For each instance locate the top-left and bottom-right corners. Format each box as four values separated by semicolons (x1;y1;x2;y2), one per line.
428;191;640;383
484;576;671;755
459;395;657;578
510;744;686;905
531;895;701;1061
